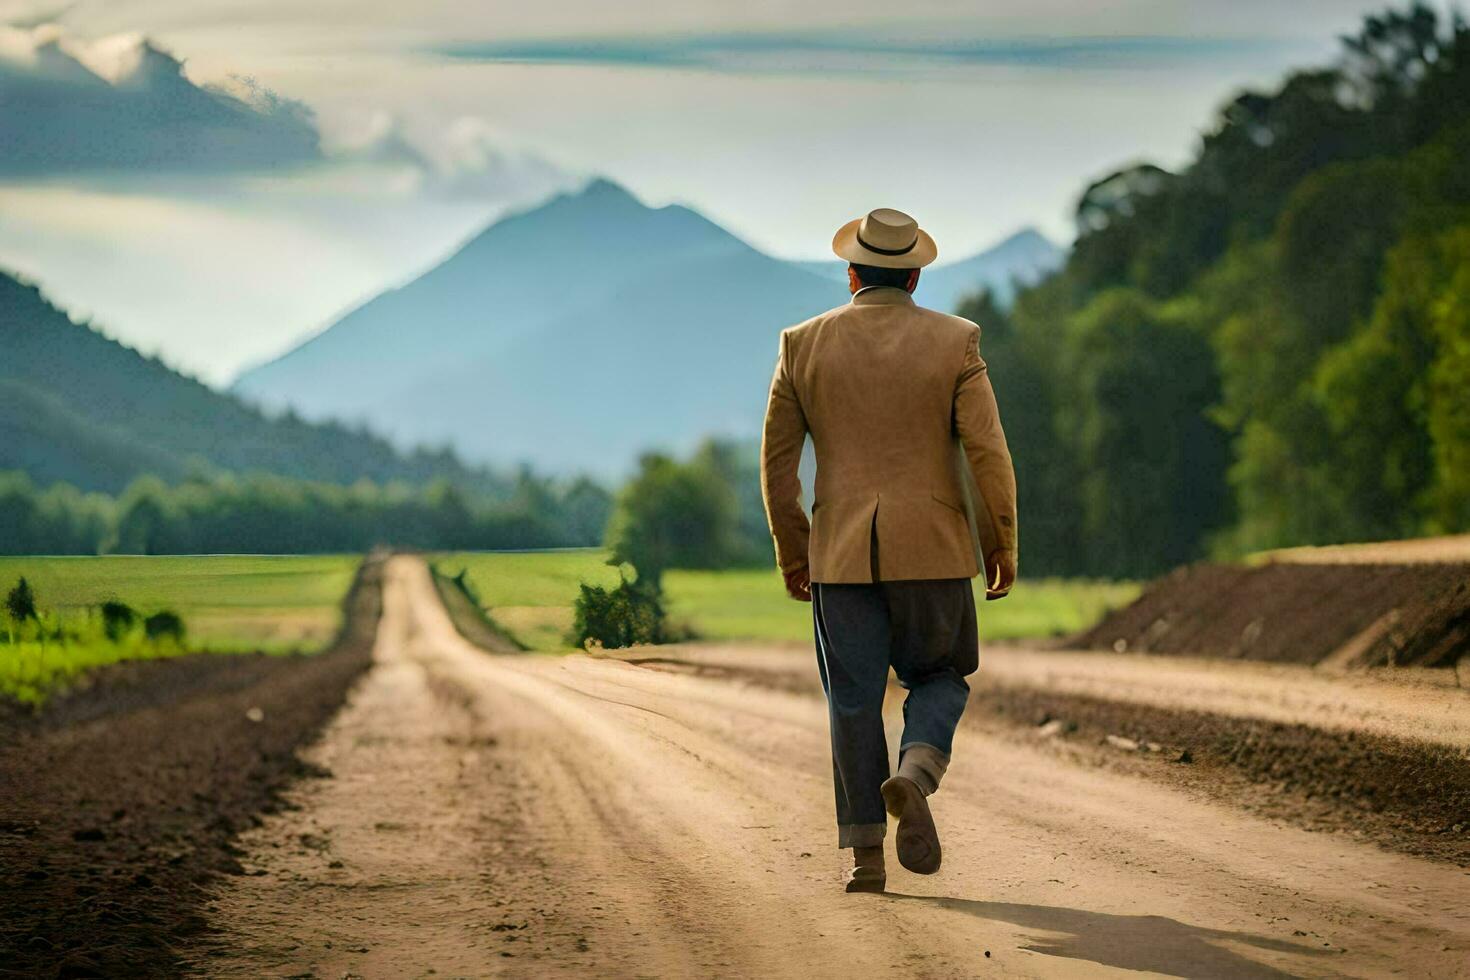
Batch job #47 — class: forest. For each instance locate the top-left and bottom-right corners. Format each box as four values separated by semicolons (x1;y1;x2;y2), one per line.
970;4;1470;576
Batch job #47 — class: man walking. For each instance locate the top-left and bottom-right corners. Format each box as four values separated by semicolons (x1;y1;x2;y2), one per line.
761;208;1018;893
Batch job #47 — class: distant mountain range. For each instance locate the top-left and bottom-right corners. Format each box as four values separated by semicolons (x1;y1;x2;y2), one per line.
0;272;508;496
235;179;1066;474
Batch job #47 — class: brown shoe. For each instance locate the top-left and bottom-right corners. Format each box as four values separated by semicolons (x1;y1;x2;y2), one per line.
846;845;886;893
881;776;941;874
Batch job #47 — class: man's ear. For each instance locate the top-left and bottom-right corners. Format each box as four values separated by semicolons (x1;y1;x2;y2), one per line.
848;266;862;294
906;269;921;293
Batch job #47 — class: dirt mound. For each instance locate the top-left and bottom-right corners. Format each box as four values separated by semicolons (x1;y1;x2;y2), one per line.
1071;561;1470;668
0;557;382;979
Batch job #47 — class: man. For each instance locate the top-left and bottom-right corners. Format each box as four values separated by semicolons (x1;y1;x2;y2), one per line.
761;207;1018;894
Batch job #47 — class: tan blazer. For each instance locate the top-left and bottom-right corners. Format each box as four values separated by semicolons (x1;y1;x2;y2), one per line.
761;286;1018;584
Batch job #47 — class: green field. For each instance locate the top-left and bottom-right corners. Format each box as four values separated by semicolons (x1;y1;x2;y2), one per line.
0;555;360;703
662;568;1140;644
435;550;1138;651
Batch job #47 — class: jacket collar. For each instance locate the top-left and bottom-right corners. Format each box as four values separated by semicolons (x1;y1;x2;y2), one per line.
851;285;916;307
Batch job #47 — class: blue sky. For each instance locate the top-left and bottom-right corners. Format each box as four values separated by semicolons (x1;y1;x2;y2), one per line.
0;0;1425;382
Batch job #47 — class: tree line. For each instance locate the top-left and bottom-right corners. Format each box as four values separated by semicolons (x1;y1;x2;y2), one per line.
0;469;612;555
966;4;1470;577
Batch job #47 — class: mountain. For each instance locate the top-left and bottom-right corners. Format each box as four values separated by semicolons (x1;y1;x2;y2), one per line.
792;227;1066;312
0;271;508;495
918;228;1066;310
235;179;842;474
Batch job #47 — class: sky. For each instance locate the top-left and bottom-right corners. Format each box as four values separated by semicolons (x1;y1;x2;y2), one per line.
0;0;1424;384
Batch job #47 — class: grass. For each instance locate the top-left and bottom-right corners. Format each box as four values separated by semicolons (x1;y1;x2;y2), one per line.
664;568;1141;644
0;555;360;704
434;549;1138;651
433;550;626;652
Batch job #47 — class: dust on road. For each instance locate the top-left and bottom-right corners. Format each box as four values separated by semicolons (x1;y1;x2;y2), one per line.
191;557;1470;978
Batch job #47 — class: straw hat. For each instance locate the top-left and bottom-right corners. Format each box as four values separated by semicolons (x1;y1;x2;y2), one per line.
831;208;938;269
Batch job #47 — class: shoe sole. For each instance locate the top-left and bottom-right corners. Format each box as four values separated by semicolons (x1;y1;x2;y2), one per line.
845;874;886;894
881;776;941;875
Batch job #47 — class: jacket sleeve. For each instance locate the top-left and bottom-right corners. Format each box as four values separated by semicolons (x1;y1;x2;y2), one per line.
955;327;1018;559
760;331;810;574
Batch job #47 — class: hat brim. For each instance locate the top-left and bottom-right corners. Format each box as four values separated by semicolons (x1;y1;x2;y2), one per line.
831;217;938;269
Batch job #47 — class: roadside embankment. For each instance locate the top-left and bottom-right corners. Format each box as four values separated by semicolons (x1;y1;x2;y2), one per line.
428;561;523;653
0;554;385;978
1070;560;1470;670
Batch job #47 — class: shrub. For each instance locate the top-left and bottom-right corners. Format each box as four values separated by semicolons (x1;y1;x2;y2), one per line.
5;577;37;624
143;610;186;645
571;577;666;650
4;576;38;644
100;600;137;642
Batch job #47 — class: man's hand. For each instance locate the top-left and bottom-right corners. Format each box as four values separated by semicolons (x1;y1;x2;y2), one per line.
783;565;812;602
985;548;1016;600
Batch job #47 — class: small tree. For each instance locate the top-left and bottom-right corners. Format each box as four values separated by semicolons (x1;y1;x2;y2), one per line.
604;453;738;589
100;600;137;643
5;577;37;643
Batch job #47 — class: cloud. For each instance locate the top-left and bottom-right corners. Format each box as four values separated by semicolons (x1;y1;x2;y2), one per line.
0;21;320;175
332;112;574;201
3;2;75;30
0;21;571;200
333;112;434;171
435;117;573;199
436;29;1299;77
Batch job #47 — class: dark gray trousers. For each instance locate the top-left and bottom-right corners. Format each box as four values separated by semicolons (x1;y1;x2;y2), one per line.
811;579;977;848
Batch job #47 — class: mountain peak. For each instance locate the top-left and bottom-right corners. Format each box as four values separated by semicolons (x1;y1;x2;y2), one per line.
994;226;1056;250
458;173;741;263
512;176;651;226
910;225;1067;312
579;176;637;200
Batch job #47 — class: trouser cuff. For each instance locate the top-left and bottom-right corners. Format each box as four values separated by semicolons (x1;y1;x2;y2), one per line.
897;742;950;796
838;822;886;848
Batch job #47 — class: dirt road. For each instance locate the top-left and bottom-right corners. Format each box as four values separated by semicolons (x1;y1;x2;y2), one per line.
190;557;1470;978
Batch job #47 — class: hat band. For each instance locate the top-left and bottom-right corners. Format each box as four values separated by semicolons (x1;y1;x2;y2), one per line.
856;230;916;257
